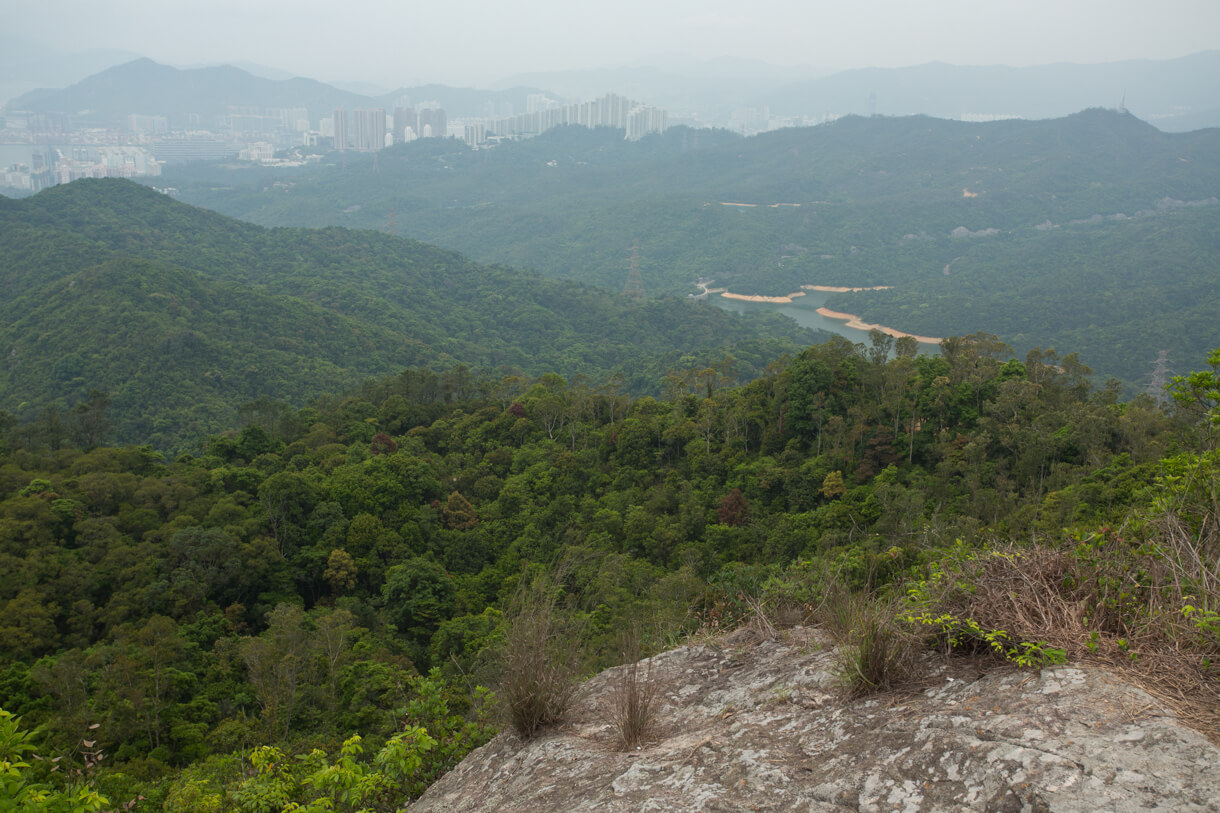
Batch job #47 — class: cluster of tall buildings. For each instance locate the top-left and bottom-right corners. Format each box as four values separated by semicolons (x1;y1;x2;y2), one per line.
332;107;387;152
329;93;667;153
2;146;163;192
393;106;448;141
2;90;672;193
333;106;448;151
53;146;162;184
488;93;667;142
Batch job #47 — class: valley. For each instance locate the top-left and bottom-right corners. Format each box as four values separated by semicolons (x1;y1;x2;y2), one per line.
0;180;819;449
2;30;1219;812
159;110;1220;391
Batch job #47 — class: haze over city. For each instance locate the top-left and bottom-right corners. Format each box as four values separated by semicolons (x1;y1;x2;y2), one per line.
7;0;1220;88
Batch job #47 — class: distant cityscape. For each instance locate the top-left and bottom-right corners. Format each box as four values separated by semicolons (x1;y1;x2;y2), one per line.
0;84;866;196
0;76;1049;196
0;91;679;194
4;45;1215;198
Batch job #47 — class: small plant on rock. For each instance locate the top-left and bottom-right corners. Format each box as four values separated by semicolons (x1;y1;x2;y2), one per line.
500;570;584;739
819;589;919;697
610;626;661;750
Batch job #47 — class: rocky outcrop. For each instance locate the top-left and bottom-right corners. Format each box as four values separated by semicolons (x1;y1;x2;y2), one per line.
410;627;1220;812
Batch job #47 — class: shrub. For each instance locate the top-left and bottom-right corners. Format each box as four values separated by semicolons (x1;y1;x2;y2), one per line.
499;572;583;739
904;544;1071;668
906;526;1220;737
0;708;110;812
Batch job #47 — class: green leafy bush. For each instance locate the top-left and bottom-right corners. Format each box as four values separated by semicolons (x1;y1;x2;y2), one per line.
0;709;109;813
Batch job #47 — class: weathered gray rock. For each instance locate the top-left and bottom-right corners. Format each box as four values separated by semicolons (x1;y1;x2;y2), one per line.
410;628;1220;812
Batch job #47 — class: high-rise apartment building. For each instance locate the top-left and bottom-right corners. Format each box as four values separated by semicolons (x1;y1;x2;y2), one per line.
332;107;348;150
418;107;447;139
393;106;417;143
463;123;486;147
487;94;666;141
351;108;387;152
626;105;667;141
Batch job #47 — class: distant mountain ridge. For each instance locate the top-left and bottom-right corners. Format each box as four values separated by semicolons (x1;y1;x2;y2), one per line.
762;52;1220;132
498;51;1220;131
7;51;1217;131
4;59;548;127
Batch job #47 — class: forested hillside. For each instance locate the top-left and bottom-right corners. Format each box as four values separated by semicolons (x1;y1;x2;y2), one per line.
1;334;1217;809
162;110;1220;390
0;179;817;449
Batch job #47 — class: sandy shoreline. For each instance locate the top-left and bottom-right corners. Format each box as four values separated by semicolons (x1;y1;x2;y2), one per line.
704;280;939;344
716;202;802;208
720;290;807;304
801;284;894;293
816;307;942;345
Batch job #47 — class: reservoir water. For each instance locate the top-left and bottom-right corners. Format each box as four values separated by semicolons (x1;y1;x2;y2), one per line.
710;288;941;355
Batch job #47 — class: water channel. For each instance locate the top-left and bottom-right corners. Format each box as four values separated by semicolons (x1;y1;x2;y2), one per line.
710;288;942;355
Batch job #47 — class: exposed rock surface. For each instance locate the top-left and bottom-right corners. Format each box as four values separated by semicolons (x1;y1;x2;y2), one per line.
410;627;1220;812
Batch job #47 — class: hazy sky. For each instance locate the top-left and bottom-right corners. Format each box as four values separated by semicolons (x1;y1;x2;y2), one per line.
12;0;1220;87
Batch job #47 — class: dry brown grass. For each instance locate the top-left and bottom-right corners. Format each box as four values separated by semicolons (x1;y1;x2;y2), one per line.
915;524;1220;742
609;627;662;750
500;573;584;739
742;595;780;640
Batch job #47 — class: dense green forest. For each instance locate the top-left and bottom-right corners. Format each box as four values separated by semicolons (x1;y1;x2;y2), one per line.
0;179;818;449
160;110;1220;391
2;328;1218;809
3;117;1218;809
834;205;1220;387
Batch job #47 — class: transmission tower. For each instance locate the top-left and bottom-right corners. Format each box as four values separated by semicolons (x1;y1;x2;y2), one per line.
1148;350;1173;405
386;203;397;236
622;239;645;301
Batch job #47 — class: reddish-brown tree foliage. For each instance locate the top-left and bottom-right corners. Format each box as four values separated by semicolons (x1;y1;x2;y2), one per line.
717;488;749;527
370;432;398;456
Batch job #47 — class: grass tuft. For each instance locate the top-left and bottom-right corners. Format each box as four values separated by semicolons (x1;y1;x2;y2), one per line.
499;572;583;739
609;626;661;750
819;589;919;697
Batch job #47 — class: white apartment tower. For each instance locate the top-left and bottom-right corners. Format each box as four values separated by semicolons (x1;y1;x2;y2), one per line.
351;108;387;152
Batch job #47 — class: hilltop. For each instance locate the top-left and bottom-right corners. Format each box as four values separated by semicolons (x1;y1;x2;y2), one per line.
411;630;1220;812
4;58;546;127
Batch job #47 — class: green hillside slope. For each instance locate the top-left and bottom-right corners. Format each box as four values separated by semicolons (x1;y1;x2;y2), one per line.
0;180;818;447
162;110;1220;388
